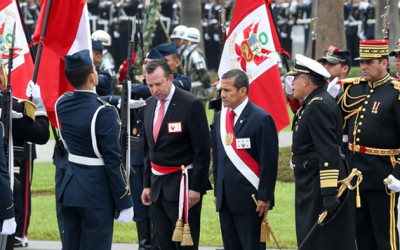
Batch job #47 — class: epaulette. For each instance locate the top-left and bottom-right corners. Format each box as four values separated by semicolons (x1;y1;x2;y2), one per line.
96;97;107;106
341;77;366;85
14;97;37;121
308;97;323;105
391;80;400;100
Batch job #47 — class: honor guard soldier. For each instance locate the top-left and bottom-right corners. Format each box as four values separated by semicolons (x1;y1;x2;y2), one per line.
344;0;364;65
92;39;113;96
289;54;356;250
55;50;134;250
211;69;279;250
170;25;188;60
389;39;400;80
338;39;400;250
141;60;210;249
92;30;116;78
0;57;50;248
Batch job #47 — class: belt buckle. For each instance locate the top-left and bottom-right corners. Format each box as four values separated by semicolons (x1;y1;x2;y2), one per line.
354;144;360;152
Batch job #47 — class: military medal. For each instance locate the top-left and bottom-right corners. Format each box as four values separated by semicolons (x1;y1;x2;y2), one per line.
225;132;234;145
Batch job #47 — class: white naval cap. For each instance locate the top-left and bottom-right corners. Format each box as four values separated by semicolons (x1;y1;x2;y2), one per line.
286;54;331;80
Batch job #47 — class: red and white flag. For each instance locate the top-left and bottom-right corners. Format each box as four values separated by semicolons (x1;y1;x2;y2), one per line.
218;0;290;131
0;0;34;98
33;0;91;126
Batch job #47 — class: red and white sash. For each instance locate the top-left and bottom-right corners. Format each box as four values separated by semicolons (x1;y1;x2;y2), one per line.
220;107;260;189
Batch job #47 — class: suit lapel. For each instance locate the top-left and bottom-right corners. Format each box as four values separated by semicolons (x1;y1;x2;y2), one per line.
233;101;252;135
147;97;157;143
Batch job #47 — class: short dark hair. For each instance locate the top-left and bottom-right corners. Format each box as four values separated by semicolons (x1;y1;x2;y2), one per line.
301;74;326;87
65;64;94;88
145;59;172;79
221;69;249;93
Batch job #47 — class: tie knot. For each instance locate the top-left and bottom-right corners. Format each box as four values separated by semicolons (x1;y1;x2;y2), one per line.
230;109;236;117
160;100;166;106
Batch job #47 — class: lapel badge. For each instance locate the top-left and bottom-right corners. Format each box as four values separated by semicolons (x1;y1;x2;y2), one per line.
295;125;298;132
225;132;234;145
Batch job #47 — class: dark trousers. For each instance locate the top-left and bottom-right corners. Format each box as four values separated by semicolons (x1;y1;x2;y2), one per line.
131;165;152;222
152;192;203;250
219;195;265;250
61;206;114;250
14;160;31;239
356;190;399;250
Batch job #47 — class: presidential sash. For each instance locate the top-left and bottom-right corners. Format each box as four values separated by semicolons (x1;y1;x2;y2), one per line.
220;107;260;189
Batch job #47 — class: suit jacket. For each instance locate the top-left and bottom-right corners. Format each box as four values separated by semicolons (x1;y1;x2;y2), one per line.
56;91;133;211
212;100;278;214
143;87;210;202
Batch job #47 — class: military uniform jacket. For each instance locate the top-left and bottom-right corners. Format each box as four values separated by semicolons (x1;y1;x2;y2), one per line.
338;75;400;191
96;66;112;96
143;87;210;202
55;91;132;211
211;100;278;214
0;124;14;221
292;87;356;250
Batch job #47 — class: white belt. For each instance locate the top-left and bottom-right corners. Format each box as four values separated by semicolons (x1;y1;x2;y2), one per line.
69;153;105;166
191;81;203;87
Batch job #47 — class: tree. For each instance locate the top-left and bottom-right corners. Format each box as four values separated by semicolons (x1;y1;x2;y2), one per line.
180;0;205;50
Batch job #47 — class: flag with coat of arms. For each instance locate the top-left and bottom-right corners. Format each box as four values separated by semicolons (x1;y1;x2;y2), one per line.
33;0;91;126
218;0;290;131
0;0;34;98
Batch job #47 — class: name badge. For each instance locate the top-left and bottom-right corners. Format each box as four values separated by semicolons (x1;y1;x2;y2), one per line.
168;122;182;133
236;138;251;149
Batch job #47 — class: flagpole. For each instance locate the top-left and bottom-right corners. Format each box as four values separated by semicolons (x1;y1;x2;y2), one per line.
31;0;53;83
15;0;36;62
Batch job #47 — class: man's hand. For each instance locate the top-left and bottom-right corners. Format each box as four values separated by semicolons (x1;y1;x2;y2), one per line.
26;80;41;99
141;188;152;206
117;99;147;109
188;190;201;209
115;206;133;223
387;174;400;192
0;217;16;235
256;200;270;218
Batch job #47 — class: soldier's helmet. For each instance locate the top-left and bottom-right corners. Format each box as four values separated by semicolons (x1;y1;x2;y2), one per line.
183;27;201;43
91;30;112;46
171;25;187;39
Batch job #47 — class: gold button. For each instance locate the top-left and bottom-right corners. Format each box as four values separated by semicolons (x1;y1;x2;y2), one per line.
358;122;363;126
139;97;143;100
360;115;364;119
137;120;140;124
137;134;140;136
364;101;368;105
356;138;360;142
324;162;329;167
367;95;371;98
293;164;296;168
370;89;374;93
357;129;361;133
362;108;366;112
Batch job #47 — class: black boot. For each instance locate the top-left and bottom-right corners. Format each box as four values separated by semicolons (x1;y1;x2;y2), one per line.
151;222;160;250
136;220;151;250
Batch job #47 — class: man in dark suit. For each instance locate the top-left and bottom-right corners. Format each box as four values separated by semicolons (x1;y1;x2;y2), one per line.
141;60;210;249
55;50;134;250
290;54;356;250
211;69;278;250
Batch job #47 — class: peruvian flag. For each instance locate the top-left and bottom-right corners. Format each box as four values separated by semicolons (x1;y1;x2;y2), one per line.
0;0;34;98
32;0;91;126
218;0;290;131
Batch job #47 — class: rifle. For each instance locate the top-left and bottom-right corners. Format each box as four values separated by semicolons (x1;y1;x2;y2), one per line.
310;17;318;60
381;1;390;73
208;7;226;111
120;17;135;178
1;22;16;191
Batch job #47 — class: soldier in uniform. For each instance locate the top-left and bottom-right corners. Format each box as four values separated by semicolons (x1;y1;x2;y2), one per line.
364;0;375;40
389;39;400;80
181;27;211;106
55;50;134;250
289;54;356;250
344;0;364;65
170;25;187;60
337;39;400;250
92;39;113;96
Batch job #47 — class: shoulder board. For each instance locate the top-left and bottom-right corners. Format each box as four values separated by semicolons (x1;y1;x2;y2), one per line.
63;92;73;97
391;80;400;99
308;97;323;105
14;98;37;121
96;97;111;107
341;77;366;85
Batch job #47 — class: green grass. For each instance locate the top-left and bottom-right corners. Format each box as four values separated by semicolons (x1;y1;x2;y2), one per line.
29;148;297;248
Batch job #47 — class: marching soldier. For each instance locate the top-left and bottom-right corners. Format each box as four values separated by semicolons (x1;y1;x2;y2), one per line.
337;39;400;250
289;54;356;250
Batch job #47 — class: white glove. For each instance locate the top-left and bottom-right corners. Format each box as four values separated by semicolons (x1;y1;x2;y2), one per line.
117;99;147;109
0;108;23;119
327;77;341;98
26;80;41;99
116;206;133;223
0;217;16;235
285;76;294;95
387;174;400;192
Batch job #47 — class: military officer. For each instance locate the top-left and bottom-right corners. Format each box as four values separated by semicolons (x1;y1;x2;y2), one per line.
55;50;134;250
289;54;357;250
337;39;400;250
389;39;400;80
92;39;113;96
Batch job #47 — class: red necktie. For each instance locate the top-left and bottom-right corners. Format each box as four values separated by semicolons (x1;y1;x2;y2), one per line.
153;100;166;142
230;108;236;128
